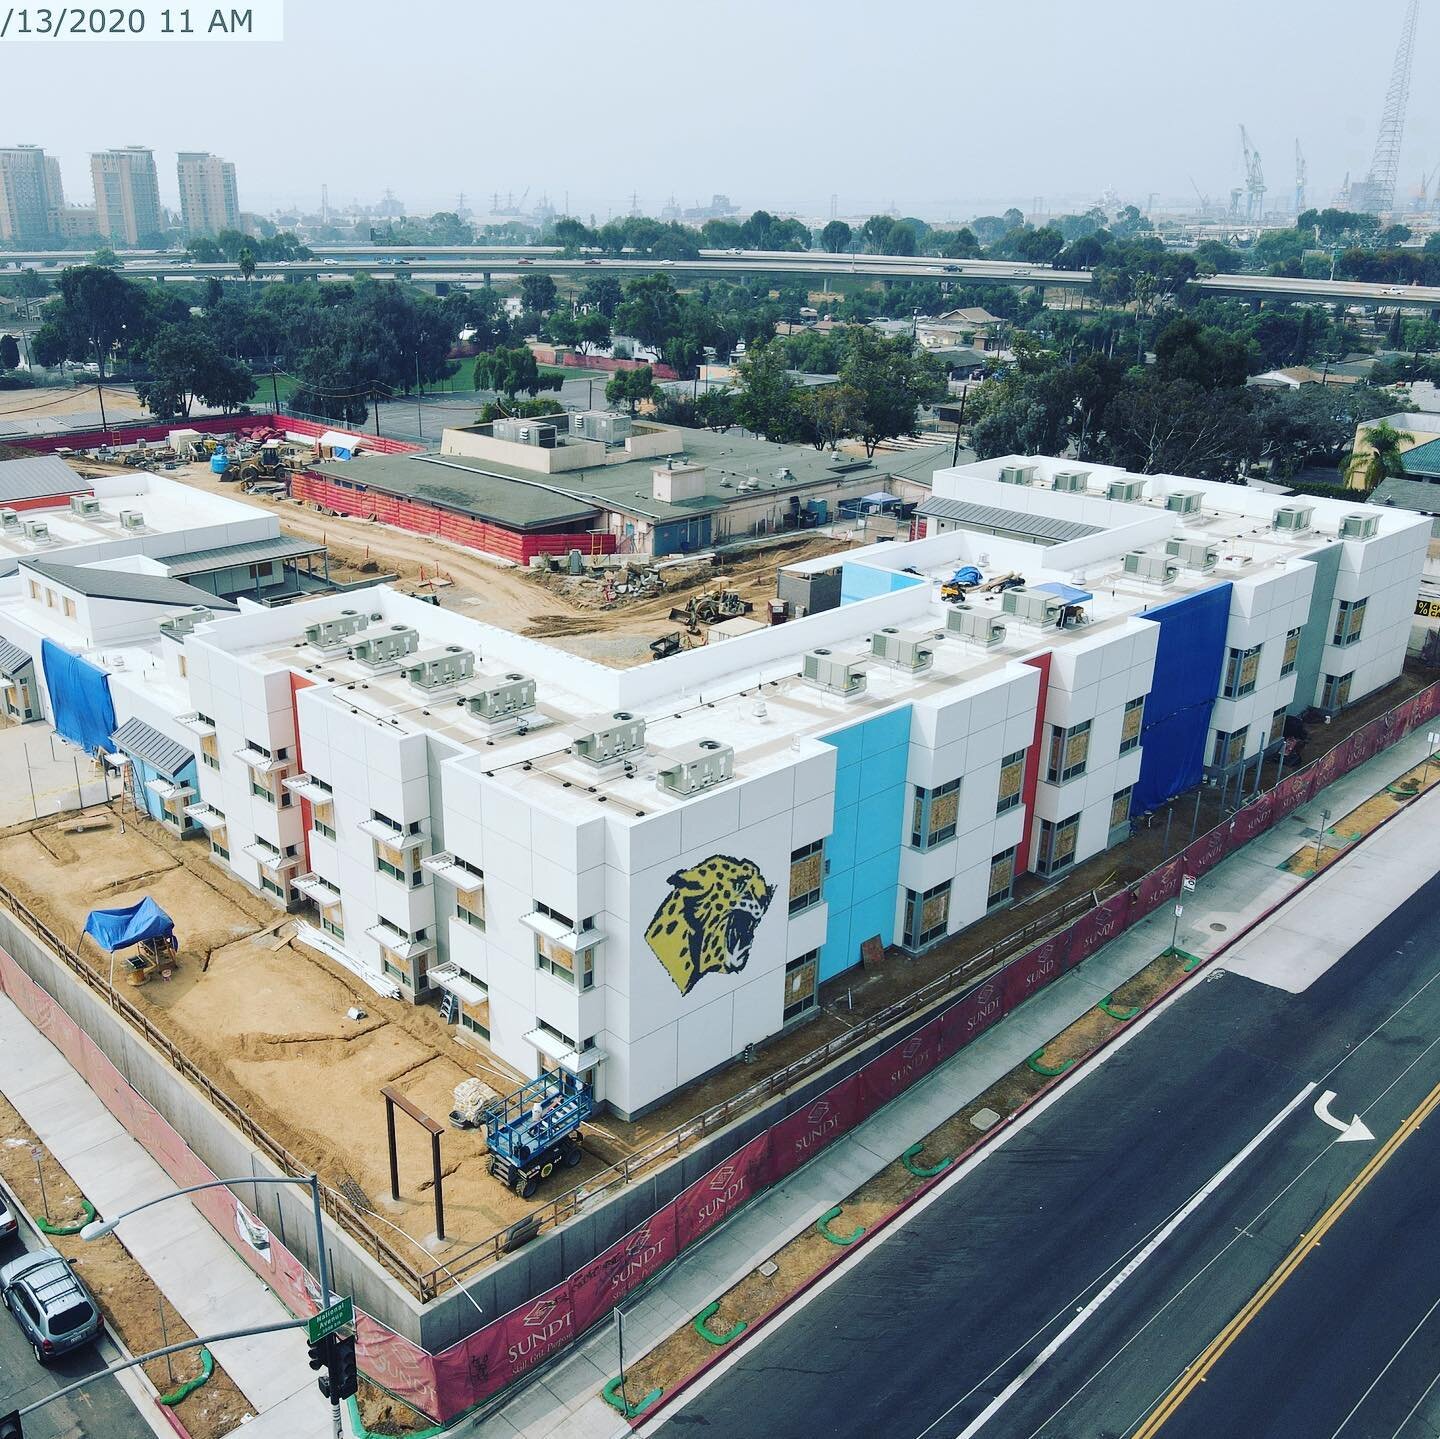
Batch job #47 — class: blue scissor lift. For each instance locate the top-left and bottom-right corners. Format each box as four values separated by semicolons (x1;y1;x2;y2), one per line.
483;1070;594;1197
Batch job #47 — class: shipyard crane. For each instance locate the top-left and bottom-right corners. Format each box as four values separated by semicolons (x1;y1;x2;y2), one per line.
1240;125;1266;223
1295;140;1307;216
1350;0;1419;214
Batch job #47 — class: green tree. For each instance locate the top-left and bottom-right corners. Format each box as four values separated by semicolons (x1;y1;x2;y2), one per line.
1154;316;1255;389
1099;376;1256;480
732;341;799;440
605;364;659;414
520;273;558;314
473;345;556;398
694;387;736;430
820;220;852;254
136;322;255;419
0;335;18;371
793;382;861;450
91;248;121;269
187;237;224;263
31;265;148;378
615;274;683;360
580;275;623;318
238;248;256;283
1347;419;1414;489
838;328;948;456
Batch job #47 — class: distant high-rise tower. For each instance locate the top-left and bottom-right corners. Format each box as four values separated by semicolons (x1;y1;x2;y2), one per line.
0;146;59;244
176;152;240;237
91;147;162;245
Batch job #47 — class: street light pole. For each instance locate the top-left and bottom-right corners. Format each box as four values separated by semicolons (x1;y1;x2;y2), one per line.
83;1173;340;1439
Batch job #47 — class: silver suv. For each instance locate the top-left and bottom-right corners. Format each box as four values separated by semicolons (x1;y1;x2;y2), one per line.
1;1249;103;1363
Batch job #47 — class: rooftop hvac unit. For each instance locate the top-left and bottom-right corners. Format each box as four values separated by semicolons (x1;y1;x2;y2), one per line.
1107;478;1145;502
1123;550;1180;585
493;417;557;447
1165;490;1203;515
119;509;145;531
69;495;101;518
1164;538;1219;572
657;739;733;797
573;711;646;765
22;519;50;544
1000;587;1065;625
998;462;1038;486
1339;512;1379;540
158;605;214;640
0;510;19;533
403;645;475;691
350;624;420;671
1051;468;1090;494
304;609;369;652
465;672;536;723
869;626;935;673
801;647;867;697
570;410;632;444
1272;502;1313;533
945;605;1008;648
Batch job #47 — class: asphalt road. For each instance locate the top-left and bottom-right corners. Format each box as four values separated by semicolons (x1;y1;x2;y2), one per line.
0;1193;157;1439
653;872;1440;1439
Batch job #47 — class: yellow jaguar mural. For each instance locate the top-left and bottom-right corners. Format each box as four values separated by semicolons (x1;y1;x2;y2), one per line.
645;855;775;997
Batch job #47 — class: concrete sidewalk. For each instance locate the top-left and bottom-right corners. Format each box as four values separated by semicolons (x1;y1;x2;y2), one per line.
0;993;338;1439
458;724;1440;1439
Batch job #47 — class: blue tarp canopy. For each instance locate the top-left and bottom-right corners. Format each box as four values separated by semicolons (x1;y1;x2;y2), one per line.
83;898;177;953
1035;582;1094;605
40;639;116;755
951;566;983;586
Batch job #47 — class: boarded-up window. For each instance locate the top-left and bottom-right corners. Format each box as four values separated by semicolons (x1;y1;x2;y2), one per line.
1047;721;1090;783
460;988;490;1039
1037;814;1079;876
996;750;1026;813
903;881;951;949
1212;726;1249;768
1119;697;1145;754
1281;627;1301;676
1333;598;1366;647
1110;786;1133;831
200;733;220;770
988;847;1015;908
911;779;960;848
784;949;819;1023
1270;706;1287;744
457;885;486;930
789;840;824;914
313;800;336;841
1224;645;1262;699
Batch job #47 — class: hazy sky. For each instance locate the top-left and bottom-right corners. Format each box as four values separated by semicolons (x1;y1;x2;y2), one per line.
10;0;1434;222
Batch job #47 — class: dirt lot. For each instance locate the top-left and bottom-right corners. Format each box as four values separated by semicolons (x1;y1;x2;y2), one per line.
0;384;148;423
0;1093;250;1439
158;457;858;668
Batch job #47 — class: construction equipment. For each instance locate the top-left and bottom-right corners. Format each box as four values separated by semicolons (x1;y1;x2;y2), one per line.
667;588;754;628
480;1070;592;1198
237;439;290;487
650;631;683;660
1240;125;1266;223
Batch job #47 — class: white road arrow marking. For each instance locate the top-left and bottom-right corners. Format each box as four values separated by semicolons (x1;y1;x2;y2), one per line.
1313;1090;1374;1143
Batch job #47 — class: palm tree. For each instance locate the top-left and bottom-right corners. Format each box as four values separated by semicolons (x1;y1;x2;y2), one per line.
237;247;256;284
1346;420;1414;490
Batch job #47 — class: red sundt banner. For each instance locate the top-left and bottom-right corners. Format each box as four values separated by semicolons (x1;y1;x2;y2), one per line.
862;1017;945;1113
1182;822;1232;878
938;977;1006;1059
674;1129;774;1251
768;1076;866;1182
1001;935;1067;1012
1065;892;1133;970
569;1208;680;1334
449;1280;577;1410
1229;791;1275;846
1269;768;1314;821
1133;855;1185;920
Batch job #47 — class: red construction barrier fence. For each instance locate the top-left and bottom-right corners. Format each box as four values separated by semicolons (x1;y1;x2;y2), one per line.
11;412;422;457
2;677;1438;1425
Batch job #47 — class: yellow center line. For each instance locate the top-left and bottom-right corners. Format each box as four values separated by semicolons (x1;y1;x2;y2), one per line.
1133;1076;1440;1439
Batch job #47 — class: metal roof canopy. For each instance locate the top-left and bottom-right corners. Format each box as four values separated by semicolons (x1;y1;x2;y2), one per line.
19;559;240;610
917;496;1102;545
0;635;33;678
110;716;192;778
0;454;90;505
162;535;324;578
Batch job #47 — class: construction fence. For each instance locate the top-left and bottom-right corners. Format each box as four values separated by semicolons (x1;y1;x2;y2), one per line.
0;677;1437;1423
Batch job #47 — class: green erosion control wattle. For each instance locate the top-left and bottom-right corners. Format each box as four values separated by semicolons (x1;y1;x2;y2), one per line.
159;1346;213;1406
901;1141;955;1178
693;1301;747;1346
1026;1048;1074;1077
1176;948;1204;971
345;1396;444;1439
1099;995;1141;1021
35;1198;97;1236
602;1375;662;1418
816;1206;865;1246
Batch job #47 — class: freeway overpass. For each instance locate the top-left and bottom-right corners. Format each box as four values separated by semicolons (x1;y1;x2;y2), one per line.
7;245;1440;310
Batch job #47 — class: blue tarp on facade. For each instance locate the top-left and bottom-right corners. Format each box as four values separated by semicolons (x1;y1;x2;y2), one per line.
40;640;116;755
83;897;177;953
1131;583;1233;815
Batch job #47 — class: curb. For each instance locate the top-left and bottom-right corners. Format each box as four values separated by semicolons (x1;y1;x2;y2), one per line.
628;781;1436;1431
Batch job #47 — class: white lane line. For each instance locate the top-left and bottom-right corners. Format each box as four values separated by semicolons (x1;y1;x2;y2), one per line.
1329;1292;1440;1438
1387;1355;1440;1439
953;1082;1318;1439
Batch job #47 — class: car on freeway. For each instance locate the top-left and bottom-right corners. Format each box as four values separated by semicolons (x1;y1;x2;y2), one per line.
0;1185;16;1241
517;258;534;265
1386;286;1405;295
1;1248;103;1364
322;258;338;266
660;259;675;265
583;258;600;265
944;264;962;272
729;248;743;255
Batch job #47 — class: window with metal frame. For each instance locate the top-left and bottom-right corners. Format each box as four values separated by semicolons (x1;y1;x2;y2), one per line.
1333;598;1367;647
789;839;825;915
903;881;951;949
1223;645;1262;699
996;749;1026;813
988;847;1016;909
1036;813;1079;877
1046;720;1091;784
783;949;820;1023
1321;671;1353;710
1281;627;1301;676
1269;706;1287;745
1110;785;1133;831
1212;725;1249;768
1119;697;1145;755
910;778;960;849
